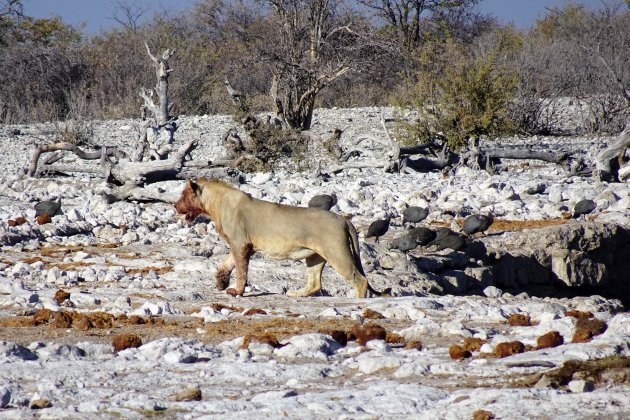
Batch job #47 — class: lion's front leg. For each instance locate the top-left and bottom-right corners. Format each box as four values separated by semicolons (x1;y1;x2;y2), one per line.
216;253;235;290
226;243;253;297
287;255;326;297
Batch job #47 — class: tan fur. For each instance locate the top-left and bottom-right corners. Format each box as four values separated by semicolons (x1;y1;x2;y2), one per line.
175;178;375;298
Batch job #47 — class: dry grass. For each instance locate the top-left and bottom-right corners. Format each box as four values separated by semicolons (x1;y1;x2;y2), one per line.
487;218;569;232
126;266;174;275
0;314;413;346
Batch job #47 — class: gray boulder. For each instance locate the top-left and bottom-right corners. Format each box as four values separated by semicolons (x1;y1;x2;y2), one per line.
485;222;630;289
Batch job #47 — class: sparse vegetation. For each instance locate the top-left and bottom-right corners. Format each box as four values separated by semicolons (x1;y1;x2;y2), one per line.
0;0;629;146
398;30;519;149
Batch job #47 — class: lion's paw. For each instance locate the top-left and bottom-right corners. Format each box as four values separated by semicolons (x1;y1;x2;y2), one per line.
286;289;304;297
287;288;319;297
226;288;243;297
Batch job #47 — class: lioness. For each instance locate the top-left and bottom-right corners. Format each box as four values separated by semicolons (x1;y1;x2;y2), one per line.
175;178;378;298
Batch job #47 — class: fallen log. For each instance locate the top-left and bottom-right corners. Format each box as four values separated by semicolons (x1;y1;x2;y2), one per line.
28;143;127;177
107;139;198;185
404;156;451;172
481;148;569;164
102;167;242;202
399;142;442;156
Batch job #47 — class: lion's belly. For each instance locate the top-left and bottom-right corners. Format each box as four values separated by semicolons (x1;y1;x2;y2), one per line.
258;245;316;261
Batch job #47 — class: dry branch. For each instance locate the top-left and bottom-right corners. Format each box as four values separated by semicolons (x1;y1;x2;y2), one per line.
28;143;126;177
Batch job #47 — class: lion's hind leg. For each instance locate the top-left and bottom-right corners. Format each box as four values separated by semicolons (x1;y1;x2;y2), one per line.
287;254;326;297
324;252;369;298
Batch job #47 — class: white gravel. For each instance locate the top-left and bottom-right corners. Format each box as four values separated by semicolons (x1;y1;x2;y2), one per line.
0;107;629;418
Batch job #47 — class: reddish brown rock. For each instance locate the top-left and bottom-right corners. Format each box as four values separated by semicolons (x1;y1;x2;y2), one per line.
243;308;267;316
242;333;283;349
404;341;423;351
386;332;406;345
88;312;114;329
74;315;93;331
351;323;387;346
8;217;26;227
126;315;147;325
35;214;52;225
112;333;143;352
33;308;54;324
52;311;73;328
495;341;526;358
449;344;472;360
54;289;71;305
508;313;532;327
448;344;472;360
211;303;243;313
363;308;384;319
152;318;166;326
572;318;607;343
463;337;486;352
472;409;495;420
566;310;593;319
537;331;564;349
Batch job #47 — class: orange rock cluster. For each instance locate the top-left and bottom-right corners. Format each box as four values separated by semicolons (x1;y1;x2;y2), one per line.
449;344;472;359
572;318;607;343
112;333;143;352
508;313;532;326
537;331;564;349
495;341;526;358
242;333;283;349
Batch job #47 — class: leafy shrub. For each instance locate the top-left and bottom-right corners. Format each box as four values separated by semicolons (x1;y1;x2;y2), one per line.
230;116;309;172
398;33;519;149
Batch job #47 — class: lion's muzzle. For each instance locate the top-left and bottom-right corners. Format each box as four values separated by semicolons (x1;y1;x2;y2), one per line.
175;184;205;223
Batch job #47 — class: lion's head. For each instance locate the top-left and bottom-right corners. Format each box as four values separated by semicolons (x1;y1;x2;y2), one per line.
175;180;205;223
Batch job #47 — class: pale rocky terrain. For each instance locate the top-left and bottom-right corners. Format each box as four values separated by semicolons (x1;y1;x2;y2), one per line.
0;106;629;419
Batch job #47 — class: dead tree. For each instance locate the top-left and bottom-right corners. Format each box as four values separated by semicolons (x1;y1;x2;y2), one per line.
25;45;234;202
259;0;365;131
133;43;177;162
594;127;630;182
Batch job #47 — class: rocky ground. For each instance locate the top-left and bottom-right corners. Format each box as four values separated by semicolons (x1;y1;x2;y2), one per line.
0;107;629;419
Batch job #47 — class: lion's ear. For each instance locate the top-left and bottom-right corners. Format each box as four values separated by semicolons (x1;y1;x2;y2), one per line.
189;180;203;197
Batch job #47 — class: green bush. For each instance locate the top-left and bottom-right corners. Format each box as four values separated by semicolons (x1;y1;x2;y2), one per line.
399;34;519;149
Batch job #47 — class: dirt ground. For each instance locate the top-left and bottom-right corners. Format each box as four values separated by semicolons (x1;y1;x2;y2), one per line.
0;306;417;348
0;217;590;350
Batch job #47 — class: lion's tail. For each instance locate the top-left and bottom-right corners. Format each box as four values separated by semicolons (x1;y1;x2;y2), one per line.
345;218;382;297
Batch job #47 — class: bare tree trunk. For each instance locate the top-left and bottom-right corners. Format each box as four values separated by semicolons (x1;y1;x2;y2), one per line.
135;44;177;161
594;128;630;181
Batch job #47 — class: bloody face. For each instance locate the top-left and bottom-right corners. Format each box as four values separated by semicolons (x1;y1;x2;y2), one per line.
175;183;205;223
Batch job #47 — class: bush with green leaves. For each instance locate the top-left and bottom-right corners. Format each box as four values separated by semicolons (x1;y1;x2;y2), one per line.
399;33;519;149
